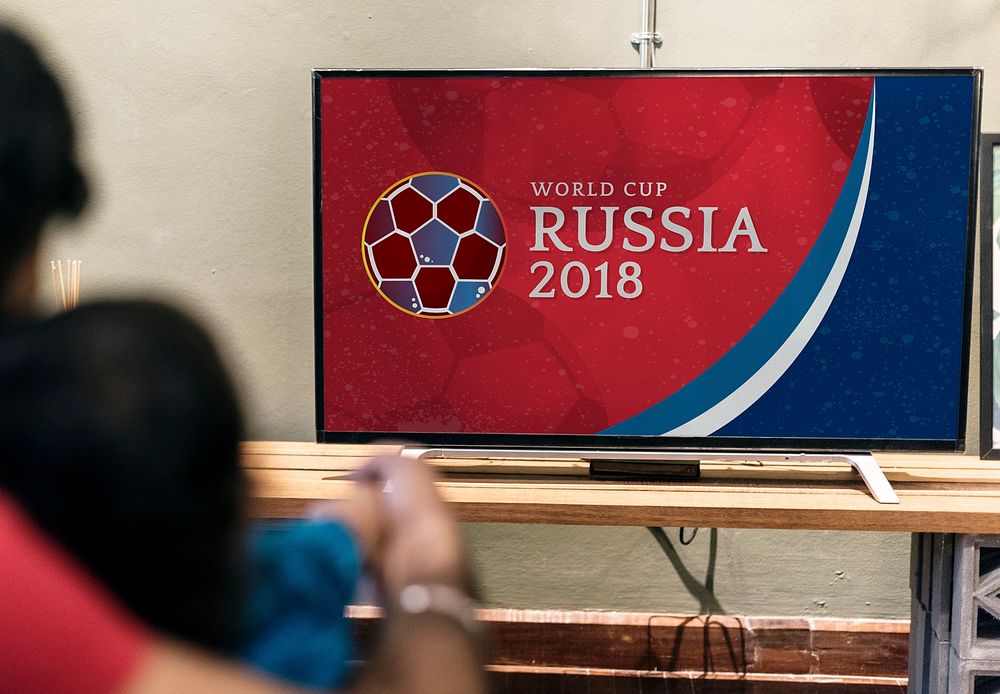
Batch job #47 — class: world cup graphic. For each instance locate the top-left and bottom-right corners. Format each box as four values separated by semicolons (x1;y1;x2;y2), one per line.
362;172;506;318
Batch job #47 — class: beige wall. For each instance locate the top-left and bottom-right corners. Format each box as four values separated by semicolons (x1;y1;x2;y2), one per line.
6;0;998;617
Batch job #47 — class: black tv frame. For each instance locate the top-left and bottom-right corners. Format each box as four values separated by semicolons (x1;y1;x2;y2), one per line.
313;67;982;454
980;133;1000;459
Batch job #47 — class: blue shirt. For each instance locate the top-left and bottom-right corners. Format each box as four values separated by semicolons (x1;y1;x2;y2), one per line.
241;519;361;689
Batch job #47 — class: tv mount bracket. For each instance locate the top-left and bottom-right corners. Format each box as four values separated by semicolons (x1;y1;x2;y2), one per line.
400;447;900;504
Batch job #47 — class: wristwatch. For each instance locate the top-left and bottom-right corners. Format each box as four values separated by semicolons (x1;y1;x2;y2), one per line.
397;583;482;636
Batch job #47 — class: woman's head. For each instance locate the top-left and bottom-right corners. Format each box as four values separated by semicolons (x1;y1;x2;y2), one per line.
0;300;246;649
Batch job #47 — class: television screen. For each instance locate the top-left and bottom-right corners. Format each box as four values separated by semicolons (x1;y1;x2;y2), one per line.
314;69;980;452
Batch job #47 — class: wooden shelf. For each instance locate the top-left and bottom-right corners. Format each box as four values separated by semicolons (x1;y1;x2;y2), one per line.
243;441;1000;533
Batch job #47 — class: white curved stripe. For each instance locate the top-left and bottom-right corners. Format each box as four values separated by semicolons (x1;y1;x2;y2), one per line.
664;93;876;437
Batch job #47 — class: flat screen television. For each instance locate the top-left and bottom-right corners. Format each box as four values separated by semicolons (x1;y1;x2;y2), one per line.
313;69;981;453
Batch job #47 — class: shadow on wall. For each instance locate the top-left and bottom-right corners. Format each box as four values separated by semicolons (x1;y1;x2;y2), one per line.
647;527;749;674
646;526;723;614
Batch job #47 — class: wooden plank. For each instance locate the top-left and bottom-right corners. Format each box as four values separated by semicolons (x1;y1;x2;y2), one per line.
245;469;1000;531
491;670;905;692
348;606;908;684
488;668;906;690
240;441;1000;483
243;442;1000;532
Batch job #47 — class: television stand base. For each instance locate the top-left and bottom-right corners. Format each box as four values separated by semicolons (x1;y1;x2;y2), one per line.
400;447;899;505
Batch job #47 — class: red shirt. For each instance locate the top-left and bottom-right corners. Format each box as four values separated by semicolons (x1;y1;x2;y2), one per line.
0;493;150;693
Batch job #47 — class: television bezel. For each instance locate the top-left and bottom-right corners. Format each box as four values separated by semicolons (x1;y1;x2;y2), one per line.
313;67;982;453
980;132;1000;459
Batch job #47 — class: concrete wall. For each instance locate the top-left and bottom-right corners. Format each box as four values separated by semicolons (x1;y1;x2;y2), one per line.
6;0;998;618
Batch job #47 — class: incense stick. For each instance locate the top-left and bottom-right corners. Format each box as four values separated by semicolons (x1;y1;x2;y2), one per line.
56;260;67;310
50;261;59;310
74;260;81;307
51;258;82;311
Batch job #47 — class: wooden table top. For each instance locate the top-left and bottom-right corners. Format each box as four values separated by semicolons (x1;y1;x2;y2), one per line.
243;441;1000;533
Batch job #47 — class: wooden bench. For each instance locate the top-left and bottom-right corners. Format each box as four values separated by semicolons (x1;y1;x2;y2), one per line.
243;441;1000;692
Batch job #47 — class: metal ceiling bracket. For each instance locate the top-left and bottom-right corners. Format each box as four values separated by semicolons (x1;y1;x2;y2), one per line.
630;32;663;47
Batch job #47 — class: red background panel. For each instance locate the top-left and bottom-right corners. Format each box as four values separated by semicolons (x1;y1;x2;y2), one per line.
319;75;871;434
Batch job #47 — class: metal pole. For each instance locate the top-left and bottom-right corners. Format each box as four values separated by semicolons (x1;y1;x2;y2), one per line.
631;0;661;68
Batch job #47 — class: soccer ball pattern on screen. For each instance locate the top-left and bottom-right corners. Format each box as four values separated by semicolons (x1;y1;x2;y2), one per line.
362;172;506;317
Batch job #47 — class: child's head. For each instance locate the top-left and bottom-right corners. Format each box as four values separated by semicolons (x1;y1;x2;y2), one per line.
0;300;246;650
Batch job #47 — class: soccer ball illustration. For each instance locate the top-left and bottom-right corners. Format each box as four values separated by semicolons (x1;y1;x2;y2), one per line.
362;172;506;318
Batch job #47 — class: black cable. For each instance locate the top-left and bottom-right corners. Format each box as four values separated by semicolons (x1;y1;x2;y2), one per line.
679;527;699;545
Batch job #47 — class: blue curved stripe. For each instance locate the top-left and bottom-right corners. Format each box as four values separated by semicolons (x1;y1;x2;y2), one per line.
603;91;876;436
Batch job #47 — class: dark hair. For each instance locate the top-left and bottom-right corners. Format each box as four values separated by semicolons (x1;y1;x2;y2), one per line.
0;300;246;650
0;25;88;286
